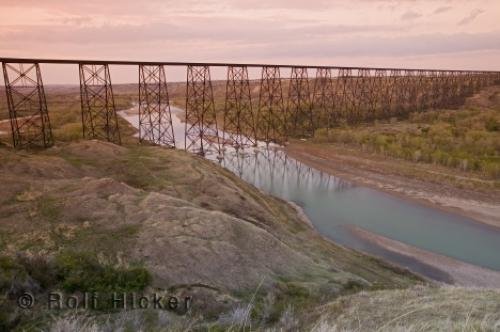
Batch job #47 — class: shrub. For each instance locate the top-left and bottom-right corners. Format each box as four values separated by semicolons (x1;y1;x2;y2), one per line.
55;251;151;293
485;117;499;132
482;160;500;178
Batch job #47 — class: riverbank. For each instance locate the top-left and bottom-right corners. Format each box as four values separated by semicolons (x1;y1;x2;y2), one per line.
286;142;500;229
348;226;500;288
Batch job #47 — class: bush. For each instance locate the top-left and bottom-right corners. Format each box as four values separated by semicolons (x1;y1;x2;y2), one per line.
485;117;499;132
0;252;153;329
0;256;26;291
55;251;151;293
482;160;500;178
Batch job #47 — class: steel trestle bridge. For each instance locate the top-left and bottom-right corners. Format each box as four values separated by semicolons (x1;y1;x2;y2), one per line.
1;57;499;153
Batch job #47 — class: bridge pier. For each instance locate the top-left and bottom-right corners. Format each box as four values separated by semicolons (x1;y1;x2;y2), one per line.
312;68;335;133
79;64;121;144
2;62;53;148
334;68;352;122
288;67;313;138
223;66;256;149
138;65;175;147
257;66;287;144
184;65;220;156
370;69;386;120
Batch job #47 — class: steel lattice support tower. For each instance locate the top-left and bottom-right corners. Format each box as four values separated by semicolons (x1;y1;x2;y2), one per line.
447;71;460;108
400;70;416;114
348;68;371;123
344;69;359;123
335;68;352;121
390;69;407;116
2;62;53;148
409;70;420;112
438;71;451;108
223;66;256;149
437;71;449;109
79;64;121;144
415;70;428;112
474;73;482;91
256;66;287;144
382;69;399;117
476;72;486;90
312;68;336;132
342;69;360;123
138;65;175;147
467;72;477;95
288;67;314;137
372;69;388;118
363;69;381;121
424;71;437;109
467;72;477;96
184;65;220;156
459;72;472;101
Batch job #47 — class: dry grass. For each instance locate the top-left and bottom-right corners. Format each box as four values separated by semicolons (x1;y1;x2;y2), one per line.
44;285;500;331
308;285;500;332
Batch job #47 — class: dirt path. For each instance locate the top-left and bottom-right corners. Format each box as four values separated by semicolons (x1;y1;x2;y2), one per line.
286;143;500;229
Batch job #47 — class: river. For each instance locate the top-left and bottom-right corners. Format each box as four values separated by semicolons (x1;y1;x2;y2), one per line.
120;107;500;278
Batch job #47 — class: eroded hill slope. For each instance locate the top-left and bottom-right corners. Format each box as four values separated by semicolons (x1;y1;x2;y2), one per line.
0;140;418;330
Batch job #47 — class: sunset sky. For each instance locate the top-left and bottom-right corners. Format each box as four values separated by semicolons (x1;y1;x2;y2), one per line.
1;0;499;83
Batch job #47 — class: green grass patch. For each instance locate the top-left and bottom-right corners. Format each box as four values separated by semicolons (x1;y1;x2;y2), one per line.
0;251;152;330
55;251;151;293
37;196;61;222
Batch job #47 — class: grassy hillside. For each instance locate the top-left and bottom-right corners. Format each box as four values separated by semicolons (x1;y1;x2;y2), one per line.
0;140;421;330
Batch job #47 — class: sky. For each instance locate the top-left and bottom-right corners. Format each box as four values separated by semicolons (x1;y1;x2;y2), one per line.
0;0;499;83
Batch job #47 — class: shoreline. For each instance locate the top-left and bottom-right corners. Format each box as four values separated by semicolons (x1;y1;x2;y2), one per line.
285;144;500;230
348;225;500;288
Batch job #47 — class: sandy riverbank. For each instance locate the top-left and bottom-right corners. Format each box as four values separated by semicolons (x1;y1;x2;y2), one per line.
349;226;500;288
286;143;500;229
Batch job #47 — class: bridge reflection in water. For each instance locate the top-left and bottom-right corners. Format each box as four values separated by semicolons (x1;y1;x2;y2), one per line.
221;147;353;196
